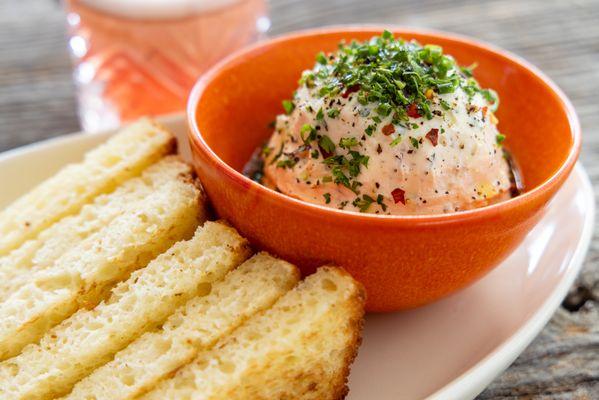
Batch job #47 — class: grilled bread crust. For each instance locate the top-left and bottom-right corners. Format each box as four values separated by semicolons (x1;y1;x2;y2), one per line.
0;160;204;360
63;252;299;400
0;156;193;302
0;119;176;255
0;119;366;400
141;267;366;400
0;222;250;400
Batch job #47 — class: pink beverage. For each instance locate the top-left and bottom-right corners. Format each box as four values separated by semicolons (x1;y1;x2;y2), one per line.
65;0;269;131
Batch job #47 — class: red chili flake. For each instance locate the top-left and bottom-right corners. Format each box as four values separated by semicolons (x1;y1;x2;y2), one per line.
407;103;421;118
341;84;361;98
382;124;395;136
425;128;439;146
391;188;406;204
481;106;488;117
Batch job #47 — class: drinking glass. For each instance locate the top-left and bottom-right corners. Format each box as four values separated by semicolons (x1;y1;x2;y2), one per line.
64;0;270;131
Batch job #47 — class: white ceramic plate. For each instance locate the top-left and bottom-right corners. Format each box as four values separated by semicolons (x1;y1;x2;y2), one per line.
0;115;594;400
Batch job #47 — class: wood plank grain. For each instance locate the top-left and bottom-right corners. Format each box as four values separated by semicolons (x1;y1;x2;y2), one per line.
0;0;597;398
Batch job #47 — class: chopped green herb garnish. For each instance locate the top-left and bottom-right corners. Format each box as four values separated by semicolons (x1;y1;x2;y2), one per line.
390;136;402;147
316;52;328;65
331;166;351;189
376;103;393;116
299;71;315;88
365;124;377;136
339;137;359;149
261;144;272;156
300;32;498;138
410;137;419;149
319;135;336;154
460;62;477;78
276;158;297;169
300;124;317;144
376;194;387;211
481;89;499;111
269;143;285;165
282;99;295;115
357;91;369;105
327;108;340;118
352;194;375;212
322;152;368;193
271;32;503;200
439;99;451;110
347;151;369;177
316;107;324;121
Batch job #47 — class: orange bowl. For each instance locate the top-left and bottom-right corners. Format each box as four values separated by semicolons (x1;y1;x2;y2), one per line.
187;27;580;312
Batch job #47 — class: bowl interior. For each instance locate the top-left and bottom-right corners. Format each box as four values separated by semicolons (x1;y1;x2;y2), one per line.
193;29;576;195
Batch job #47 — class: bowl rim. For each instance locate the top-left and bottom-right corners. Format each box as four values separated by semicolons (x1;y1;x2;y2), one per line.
187;25;581;225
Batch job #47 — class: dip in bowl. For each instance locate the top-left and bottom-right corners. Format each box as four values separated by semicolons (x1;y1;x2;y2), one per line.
187;27;580;312
254;32;518;215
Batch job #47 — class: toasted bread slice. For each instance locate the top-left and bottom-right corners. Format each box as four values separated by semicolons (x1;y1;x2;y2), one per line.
0;222;250;400
0;119;175;256
64;252;299;400
0;168;203;360
141;267;366;400
0;157;192;301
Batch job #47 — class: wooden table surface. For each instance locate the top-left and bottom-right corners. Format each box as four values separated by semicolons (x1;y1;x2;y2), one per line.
1;0;597;398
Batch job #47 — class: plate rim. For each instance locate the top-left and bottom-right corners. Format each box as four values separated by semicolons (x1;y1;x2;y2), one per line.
428;163;594;400
0;115;594;400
